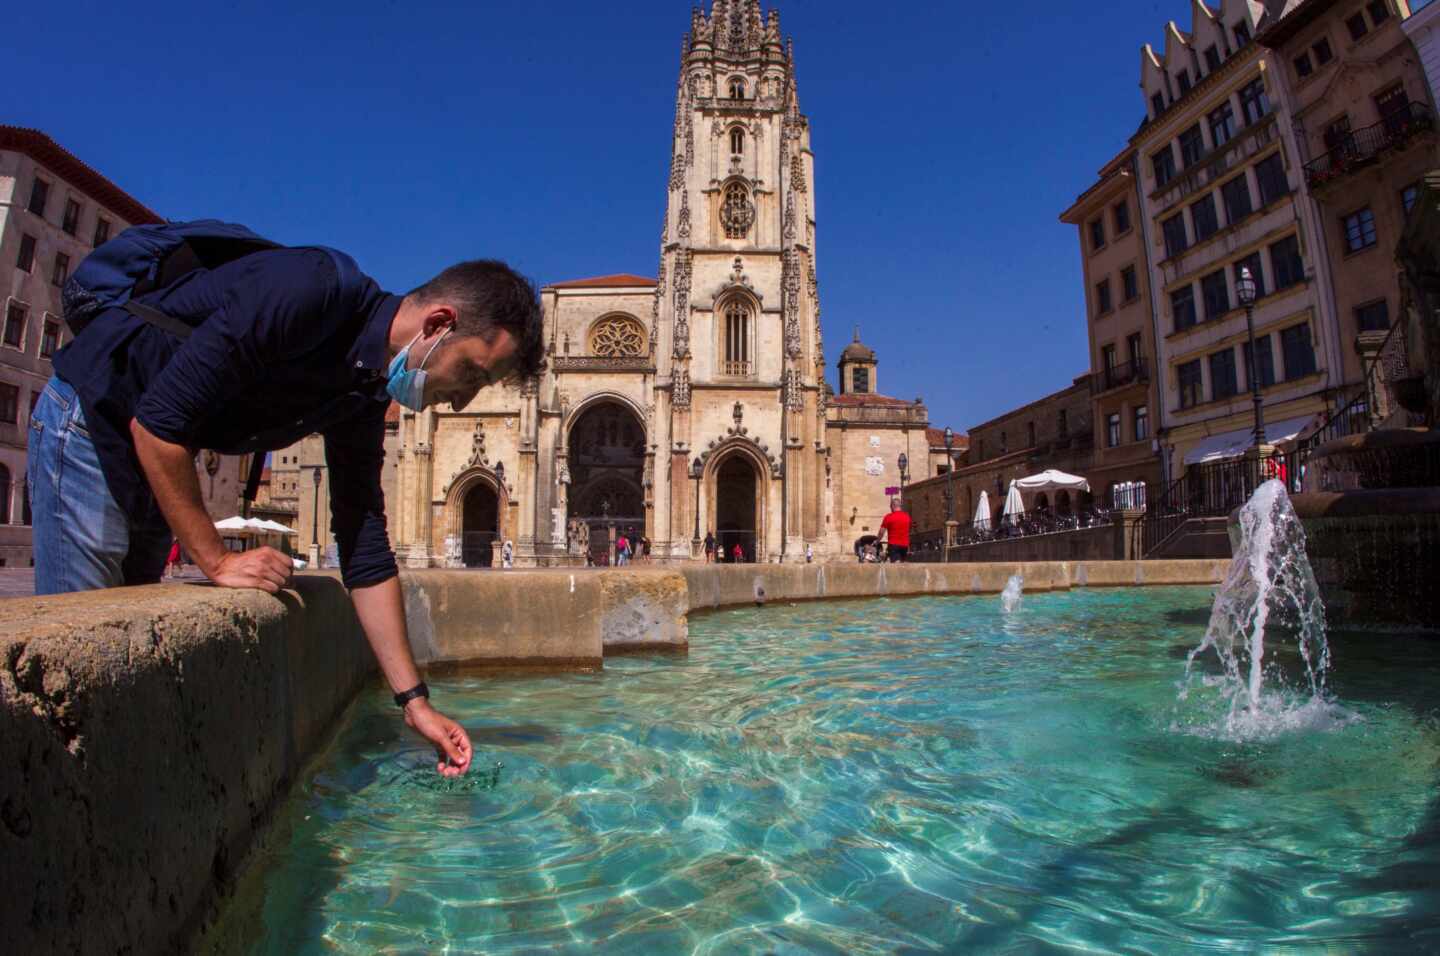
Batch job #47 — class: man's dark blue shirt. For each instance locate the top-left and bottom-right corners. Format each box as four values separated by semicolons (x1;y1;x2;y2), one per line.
54;247;401;588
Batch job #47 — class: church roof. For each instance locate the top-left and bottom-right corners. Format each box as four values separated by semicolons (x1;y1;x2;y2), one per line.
829;393;917;408
547;274;657;290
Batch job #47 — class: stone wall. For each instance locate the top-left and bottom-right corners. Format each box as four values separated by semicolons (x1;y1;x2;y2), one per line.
0;578;373;956
1;559;1227;954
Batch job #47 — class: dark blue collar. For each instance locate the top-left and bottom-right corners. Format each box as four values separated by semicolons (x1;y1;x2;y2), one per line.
350;293;403;380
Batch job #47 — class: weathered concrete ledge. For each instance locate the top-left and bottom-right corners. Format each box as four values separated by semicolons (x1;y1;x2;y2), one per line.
0;577;371;956
0;558;1225;955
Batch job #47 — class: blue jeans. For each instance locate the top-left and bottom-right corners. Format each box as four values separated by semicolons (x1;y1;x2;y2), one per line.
28;376;172;594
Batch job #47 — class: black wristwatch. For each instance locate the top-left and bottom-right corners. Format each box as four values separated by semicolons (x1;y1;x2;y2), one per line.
393;681;430;709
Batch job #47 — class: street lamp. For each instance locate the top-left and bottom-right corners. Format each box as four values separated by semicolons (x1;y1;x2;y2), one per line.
310;466;322;568
942;428;956;518
691;457;703;543
897;452;909;488
1237;266;1265;450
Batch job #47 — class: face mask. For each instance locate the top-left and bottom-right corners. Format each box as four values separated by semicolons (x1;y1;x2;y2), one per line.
386;328;451;410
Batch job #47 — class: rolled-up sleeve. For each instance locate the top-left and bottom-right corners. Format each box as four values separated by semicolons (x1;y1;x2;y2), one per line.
324;403;397;589
133;250;342;446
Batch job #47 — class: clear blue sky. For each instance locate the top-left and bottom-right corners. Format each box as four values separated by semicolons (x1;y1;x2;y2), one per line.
3;0;1177;433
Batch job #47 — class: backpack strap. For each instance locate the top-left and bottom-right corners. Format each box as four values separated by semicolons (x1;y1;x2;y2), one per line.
242;452;266;506
123;301;196;341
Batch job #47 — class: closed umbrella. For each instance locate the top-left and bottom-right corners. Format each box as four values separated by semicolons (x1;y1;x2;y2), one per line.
1002;481;1026;526
972;490;991;531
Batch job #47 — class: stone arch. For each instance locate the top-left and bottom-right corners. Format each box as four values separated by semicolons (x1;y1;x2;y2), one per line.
704;443;769;562
587;313;648;358
562;391;648;450
715;290;758;376
441;468;510;567
565;398;648;561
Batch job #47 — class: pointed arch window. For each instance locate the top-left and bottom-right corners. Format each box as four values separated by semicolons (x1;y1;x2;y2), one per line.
729;77;747;100
722;299;753;377
730;127;745;156
721;182;755;239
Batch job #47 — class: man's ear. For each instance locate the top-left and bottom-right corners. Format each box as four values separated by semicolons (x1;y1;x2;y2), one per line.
422;305;458;338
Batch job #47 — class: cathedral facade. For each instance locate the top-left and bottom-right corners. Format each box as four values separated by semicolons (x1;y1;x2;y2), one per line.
387;1;932;567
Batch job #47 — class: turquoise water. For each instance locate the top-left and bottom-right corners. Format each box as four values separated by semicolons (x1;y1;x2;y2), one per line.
243;588;1440;953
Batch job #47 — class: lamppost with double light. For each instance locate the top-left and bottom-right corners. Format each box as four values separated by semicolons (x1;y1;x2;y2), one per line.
691;457;703;546
1237;266;1265;449
942;427;957;560
309;465;322;568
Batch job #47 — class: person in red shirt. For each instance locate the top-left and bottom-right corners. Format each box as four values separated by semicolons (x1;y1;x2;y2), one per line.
878;498;912;563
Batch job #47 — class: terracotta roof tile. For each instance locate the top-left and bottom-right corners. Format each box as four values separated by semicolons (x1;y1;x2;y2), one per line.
384;401;401;424
0;126;161;226
548;273;657;289
926;427;970;448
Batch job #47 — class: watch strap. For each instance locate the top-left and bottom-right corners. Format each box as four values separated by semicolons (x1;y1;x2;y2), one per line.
393;681;430;709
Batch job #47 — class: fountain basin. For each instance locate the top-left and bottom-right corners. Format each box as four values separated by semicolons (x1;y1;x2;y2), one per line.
1302;428;1440;491
1290;488;1440;634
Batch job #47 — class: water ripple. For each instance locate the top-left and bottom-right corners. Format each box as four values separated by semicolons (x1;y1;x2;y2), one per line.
240;588;1440;954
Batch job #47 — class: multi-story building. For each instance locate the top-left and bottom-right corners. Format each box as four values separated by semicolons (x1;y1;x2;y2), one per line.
1403;0;1440;103
1136;0;1341;475
942;375;1095;531
1061;147;1166;502
0;126;160;567
1262;0;1439;423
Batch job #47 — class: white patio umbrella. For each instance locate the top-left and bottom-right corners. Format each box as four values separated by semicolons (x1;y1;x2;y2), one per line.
1002;481;1026;523
972;490;991;531
253;518;298;535
214;516;265;534
1014;469;1092;495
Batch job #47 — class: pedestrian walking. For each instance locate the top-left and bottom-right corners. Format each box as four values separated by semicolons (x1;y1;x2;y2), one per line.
878;497;912;563
704;531;716;563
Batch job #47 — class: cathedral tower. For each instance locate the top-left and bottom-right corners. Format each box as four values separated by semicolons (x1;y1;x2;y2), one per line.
653;0;827;562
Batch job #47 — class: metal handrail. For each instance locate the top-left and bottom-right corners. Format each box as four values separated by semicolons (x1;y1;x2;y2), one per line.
1303;103;1434;187
1090;358;1150;395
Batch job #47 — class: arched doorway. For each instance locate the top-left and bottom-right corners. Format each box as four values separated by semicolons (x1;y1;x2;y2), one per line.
567;400;646;564
462;482;499;568
714;455;758;562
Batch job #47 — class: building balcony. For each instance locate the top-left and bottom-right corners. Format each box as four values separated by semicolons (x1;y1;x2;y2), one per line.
1090;358;1150;396
721;360;754;377
1303;104;1435;192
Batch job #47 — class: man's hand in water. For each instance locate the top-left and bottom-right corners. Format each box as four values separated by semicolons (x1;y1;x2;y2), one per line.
404;699;473;777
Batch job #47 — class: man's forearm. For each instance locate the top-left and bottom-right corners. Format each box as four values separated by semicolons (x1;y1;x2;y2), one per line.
130;417;226;573
350;576;422;693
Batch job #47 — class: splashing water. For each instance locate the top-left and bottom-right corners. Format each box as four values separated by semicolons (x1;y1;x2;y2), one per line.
1178;480;1351;741
1000;574;1023;614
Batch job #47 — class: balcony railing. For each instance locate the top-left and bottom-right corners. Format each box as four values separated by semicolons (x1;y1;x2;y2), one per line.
722;360;753;377
1304;103;1434;189
1090;358;1149;395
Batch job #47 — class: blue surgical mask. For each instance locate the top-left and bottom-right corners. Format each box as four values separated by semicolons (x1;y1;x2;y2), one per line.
386;328;451;410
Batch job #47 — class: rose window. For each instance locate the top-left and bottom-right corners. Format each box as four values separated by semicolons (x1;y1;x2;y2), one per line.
590;315;648;357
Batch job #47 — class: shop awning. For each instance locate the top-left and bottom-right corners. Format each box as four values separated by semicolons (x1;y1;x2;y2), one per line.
1182;415;1316;465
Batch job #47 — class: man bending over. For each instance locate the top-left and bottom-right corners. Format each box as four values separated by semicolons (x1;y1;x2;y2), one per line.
30;237;542;777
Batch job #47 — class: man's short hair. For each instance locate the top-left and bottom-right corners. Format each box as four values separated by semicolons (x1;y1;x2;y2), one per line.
408;260;543;378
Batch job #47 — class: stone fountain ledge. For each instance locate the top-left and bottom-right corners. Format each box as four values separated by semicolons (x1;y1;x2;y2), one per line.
0;559;1225;955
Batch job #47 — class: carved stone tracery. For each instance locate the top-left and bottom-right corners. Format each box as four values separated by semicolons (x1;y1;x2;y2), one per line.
721;182;755;239
590;314;648;357
672;250;693;357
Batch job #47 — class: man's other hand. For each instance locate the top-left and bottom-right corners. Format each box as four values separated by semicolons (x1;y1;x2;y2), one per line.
206;546;294;593
404;699;474;778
